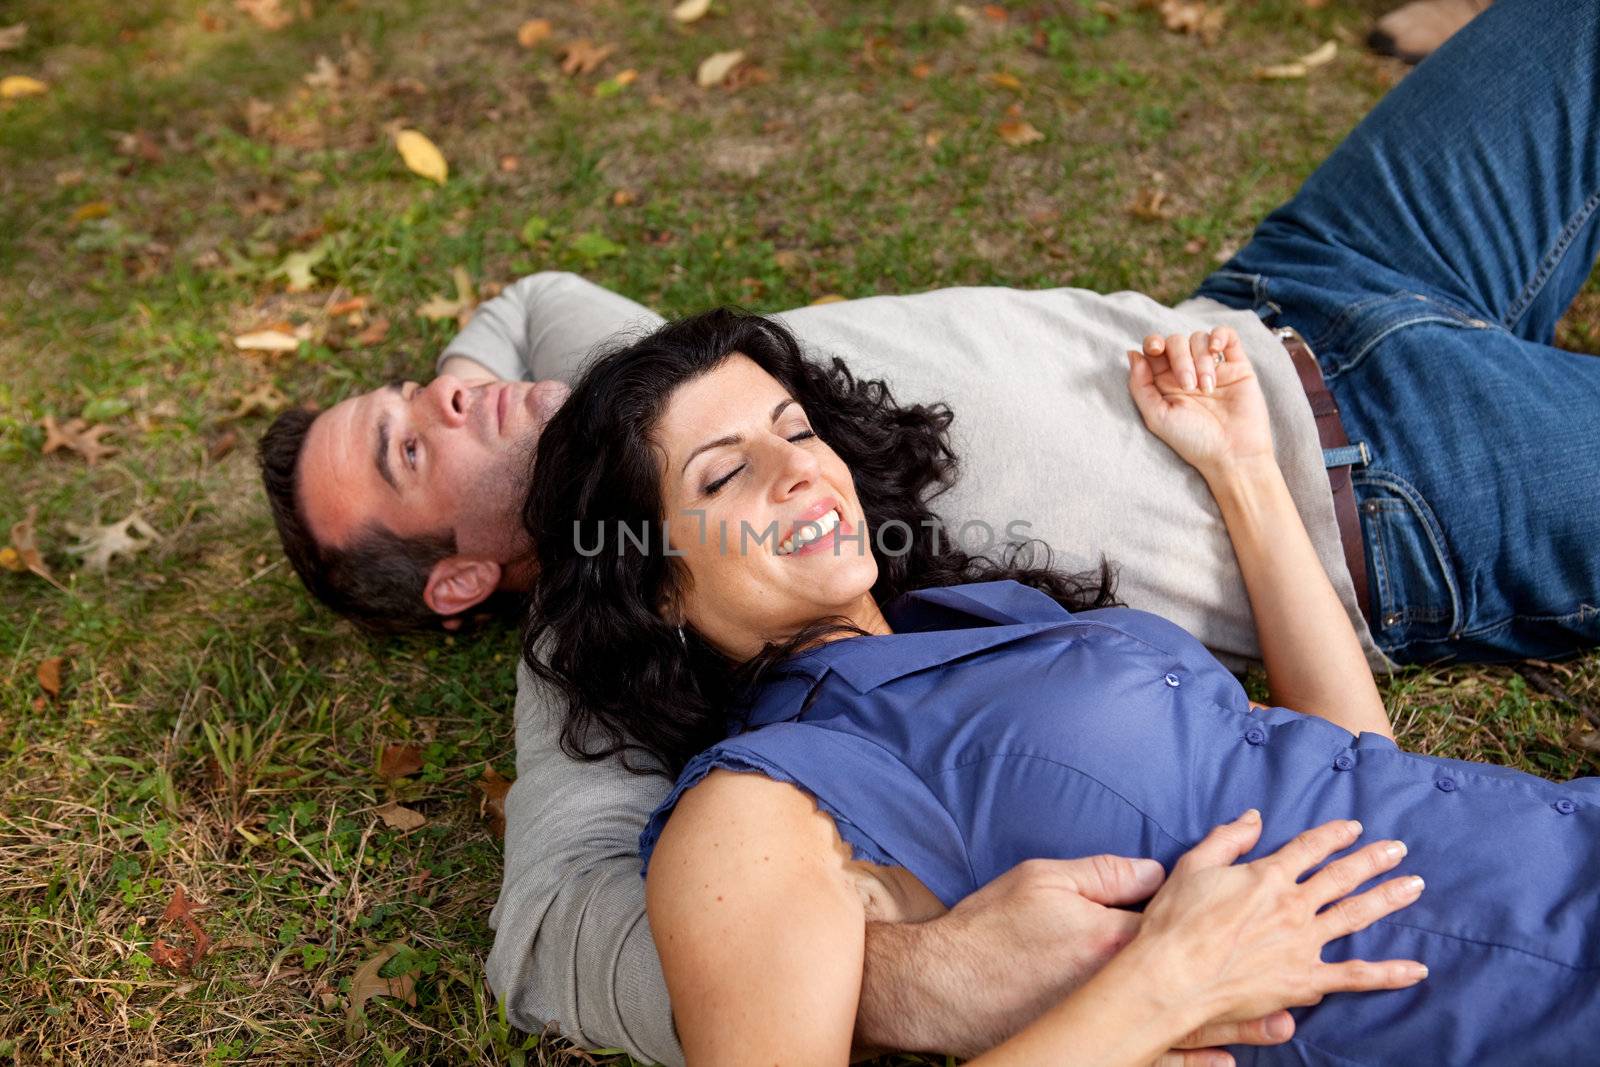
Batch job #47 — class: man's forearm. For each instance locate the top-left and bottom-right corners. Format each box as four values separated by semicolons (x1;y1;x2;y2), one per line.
437;354;501;382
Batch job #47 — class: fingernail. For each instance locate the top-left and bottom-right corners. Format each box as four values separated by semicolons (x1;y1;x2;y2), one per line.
1413;963;1429;980
1266;1014;1293;1040
1406;875;1425;894
1241;808;1261;822
1385;841;1408;860
1347;819;1363;836
1131;857;1165;883
1202;375;1214;394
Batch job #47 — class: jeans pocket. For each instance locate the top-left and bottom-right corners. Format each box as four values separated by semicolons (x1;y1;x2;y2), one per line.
1354;469;1462;651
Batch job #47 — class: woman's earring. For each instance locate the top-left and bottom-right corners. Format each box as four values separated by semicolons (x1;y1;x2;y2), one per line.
677;626;688;649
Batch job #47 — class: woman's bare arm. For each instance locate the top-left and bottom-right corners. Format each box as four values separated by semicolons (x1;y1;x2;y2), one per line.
1128;329;1391;739
646;769;866;1065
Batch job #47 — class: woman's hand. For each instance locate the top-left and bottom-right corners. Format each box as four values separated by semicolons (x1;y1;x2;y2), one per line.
1133;810;1427;1029
1125;327;1275;482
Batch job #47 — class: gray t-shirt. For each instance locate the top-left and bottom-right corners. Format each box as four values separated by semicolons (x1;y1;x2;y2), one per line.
441;271;1387;1065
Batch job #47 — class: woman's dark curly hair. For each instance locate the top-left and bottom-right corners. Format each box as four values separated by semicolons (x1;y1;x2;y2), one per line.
523;308;1117;777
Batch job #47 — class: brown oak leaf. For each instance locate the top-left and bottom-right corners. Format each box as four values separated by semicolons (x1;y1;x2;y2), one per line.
1158;0;1226;43
5;506;62;589
378;743;423;780
375;802;427;831
347;942;420;1035
151;886;212;975
476;767;513;840
220;382;289;422
41;416;119;465
236;0;295;31
37;656;63;698
559;39;615;76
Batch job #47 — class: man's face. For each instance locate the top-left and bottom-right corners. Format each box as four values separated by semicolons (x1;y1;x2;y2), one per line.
297;375;570;565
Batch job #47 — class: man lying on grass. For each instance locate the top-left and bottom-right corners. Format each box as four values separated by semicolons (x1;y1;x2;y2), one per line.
260;1;1600;1060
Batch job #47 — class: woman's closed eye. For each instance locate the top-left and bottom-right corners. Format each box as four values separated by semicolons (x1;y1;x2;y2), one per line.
701;429;817;496
403;436;419;470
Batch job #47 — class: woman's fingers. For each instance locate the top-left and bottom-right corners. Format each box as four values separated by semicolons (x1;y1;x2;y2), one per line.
1153;1051;1235;1067
1318;874;1427;939
1258;819;1363;881
1301;839;1408;907
1173;809;1264;875
1169;332;1198;391
1316;957;1429;995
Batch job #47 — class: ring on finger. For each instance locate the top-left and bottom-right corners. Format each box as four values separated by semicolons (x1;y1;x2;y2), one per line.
1212;352;1224;366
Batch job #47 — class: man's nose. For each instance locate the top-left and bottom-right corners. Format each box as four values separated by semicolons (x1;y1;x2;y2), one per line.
420;374;470;428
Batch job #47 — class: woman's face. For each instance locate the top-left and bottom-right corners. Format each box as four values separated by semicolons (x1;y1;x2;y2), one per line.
653;353;881;659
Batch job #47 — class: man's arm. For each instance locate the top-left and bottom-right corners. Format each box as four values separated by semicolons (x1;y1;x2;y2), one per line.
437;271;664;384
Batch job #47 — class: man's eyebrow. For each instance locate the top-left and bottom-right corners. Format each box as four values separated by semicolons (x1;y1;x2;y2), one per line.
374;382;404;493
680;397;796;475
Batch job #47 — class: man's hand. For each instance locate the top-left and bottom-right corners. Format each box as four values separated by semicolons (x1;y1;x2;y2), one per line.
856;855;1294;1060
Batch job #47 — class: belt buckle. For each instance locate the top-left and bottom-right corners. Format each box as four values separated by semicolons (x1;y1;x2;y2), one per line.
1274;324;1312;356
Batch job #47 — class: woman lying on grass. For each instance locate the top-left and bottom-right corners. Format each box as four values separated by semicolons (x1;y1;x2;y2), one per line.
521;309;1599;1065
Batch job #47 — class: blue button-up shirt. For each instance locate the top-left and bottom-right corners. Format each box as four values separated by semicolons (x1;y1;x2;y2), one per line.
642;580;1600;1064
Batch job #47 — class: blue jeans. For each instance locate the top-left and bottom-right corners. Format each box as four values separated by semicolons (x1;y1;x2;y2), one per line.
1195;0;1600;666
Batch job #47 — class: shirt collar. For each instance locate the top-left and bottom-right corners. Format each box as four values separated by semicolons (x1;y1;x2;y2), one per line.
742;581;1076;726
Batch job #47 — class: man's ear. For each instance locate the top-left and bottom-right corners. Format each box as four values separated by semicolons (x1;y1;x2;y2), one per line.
423;556;503;619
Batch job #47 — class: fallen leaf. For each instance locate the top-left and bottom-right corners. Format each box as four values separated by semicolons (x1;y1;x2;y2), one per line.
987;71;1023;91
304;54;341;90
151;886;212;975
65;510;161;576
1128;186;1174;220
672;0;712;23
997;119;1044;146
6;507;58;587
1158;0;1226;43
395;129;448;184
476;767;513;839
276;241;328;292
0;24;26;52
910;61;932;79
375;802;427;831
416;266;477;323
379;742;423;779
498;153;520;172
53;168;85;187
233;328;300;353
327;295;368;316
0;74;47;99
207;428;240;461
724;63;771;92
811;293;846;305
595;67;639;97
37;656;63;698
348;943;419;1031
560;39;615;76
773;249;803;270
68;201;111;225
516;18;553;49
695;49;745;88
220;382;289;422
982;4;1009;20
353;316;390;346
113;129;163;164
611;189;636;206
41;416;118;465
235;0;294;30
1253;40;1337;80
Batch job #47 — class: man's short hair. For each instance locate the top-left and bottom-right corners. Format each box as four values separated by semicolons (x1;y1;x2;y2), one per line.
258;407;455;633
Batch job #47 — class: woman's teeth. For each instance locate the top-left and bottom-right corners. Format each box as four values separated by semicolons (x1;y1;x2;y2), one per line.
777;508;841;556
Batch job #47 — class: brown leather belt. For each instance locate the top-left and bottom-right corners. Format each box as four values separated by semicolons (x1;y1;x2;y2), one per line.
1275;326;1372;624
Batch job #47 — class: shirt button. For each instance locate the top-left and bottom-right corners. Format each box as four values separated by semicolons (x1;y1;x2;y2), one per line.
1163;673;1181;688
1333;754;1355;771
1555;798;1577;815
1245;727;1267;746
1435;777;1458;793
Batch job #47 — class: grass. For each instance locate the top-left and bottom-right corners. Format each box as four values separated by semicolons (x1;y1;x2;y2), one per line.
3;0;1599;1064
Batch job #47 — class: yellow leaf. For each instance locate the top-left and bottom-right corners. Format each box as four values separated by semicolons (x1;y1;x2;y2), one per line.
69;201;111;224
395;129;448;184
233;329;301;353
695;49;746;88
0;546;22;572
1;75;47;99
516;18;552;48
997;119;1044;146
987;71;1023;91
1254;41;1337;81
672;0;712;22
810;293;846;305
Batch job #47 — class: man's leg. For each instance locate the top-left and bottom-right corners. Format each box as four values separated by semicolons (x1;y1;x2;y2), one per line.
1196;0;1600;664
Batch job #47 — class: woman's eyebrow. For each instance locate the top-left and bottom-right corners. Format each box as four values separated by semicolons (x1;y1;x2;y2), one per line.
679;397;796;474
